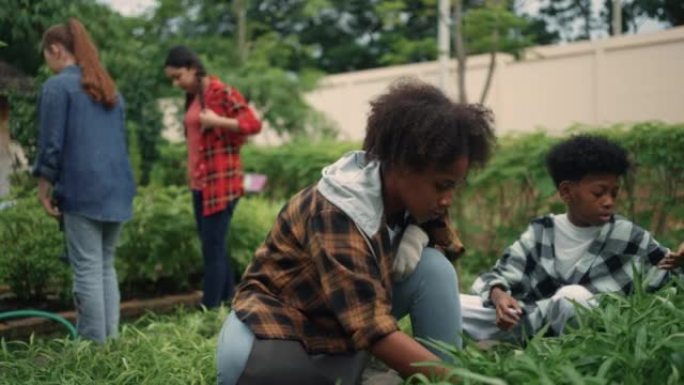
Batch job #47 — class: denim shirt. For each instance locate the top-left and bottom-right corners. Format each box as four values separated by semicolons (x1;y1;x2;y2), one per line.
32;65;135;222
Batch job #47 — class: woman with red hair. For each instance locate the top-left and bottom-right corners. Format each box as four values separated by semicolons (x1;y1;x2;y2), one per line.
34;18;135;343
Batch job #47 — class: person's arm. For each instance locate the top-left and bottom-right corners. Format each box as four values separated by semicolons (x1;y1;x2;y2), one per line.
370;331;450;380
489;286;523;330
309;210;449;379
200;87;261;135
473;224;536;303
199;109;240;132
657;242;684;270
633;226;684;288
32;82;68;217
37;177;60;217
472;223;537;329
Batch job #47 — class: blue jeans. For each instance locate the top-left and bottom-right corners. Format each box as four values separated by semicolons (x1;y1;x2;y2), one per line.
192;191;239;308
217;247;462;385
63;214;123;343
391;247;463;356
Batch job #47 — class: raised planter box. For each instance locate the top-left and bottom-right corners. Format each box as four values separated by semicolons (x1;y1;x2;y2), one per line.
0;291;202;339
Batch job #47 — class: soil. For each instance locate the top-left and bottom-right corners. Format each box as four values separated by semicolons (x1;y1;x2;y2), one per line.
0;272;204;314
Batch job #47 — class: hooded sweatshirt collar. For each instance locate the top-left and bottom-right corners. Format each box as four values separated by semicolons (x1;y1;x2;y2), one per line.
317;151;385;238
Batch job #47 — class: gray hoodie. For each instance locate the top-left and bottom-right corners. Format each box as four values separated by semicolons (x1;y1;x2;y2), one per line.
317;151;385;239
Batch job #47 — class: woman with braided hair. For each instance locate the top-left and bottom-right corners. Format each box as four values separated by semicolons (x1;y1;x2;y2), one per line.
33;18;135;342
163;46;262;308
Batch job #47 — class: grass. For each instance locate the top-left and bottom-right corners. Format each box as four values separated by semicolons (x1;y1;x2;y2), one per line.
1;282;682;385
0;306;228;385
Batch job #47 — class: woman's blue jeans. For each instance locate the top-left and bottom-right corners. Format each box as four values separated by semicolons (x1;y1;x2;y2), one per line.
192;191;239;308
63;213;123;343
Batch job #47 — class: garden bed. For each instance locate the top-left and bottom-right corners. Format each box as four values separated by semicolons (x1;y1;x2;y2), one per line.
0;291;202;339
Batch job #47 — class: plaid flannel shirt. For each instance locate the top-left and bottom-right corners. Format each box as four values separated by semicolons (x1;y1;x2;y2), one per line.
233;185;398;354
472;214;683;331
195;77;261;216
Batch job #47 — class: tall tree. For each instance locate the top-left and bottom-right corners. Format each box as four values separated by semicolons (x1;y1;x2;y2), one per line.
0;0;71;74
600;0;640;35
538;0;600;41
633;0;684;26
242;0;443;73
1;0;168;183
453;0;533;104
453;0;468;103
146;0;332;137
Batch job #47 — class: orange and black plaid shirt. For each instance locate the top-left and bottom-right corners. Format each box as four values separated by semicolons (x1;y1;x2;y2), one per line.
233;185;399;354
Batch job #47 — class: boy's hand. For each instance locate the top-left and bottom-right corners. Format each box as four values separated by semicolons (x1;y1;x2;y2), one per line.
491;287;523;330
658;242;684;270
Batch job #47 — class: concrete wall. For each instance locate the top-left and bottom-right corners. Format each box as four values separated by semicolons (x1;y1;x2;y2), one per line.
305;26;684;139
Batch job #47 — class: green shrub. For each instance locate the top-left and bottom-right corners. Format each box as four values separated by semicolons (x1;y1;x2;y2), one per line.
116;185;201;293
7;171;37;200
116;186;282;293
242;140;360;199
0;307;227;384
229;196;283;276
144;139;359;198
0;185;282;302
0;199;71;302
148;141;187;187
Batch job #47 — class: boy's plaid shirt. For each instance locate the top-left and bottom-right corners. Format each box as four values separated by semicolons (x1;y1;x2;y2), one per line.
233;185;399;354
194;77;261;216
472;214;683;331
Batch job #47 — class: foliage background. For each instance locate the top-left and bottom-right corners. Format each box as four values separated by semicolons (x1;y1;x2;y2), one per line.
1;2;684;382
2;123;683;303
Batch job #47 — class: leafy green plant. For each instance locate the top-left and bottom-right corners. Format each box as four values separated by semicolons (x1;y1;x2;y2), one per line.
0;307;228;384
229;196;283;276
116;185;201;293
148;141;188;187
242;140;360;200
3;283;682;385
0;199;71;303
116;186;283;293
6;171;37;200
410;281;684;385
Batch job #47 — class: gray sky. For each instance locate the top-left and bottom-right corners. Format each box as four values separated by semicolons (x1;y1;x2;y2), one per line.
99;0;156;16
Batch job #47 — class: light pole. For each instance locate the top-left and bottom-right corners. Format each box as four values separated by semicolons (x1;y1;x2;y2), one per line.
612;0;622;36
438;0;451;91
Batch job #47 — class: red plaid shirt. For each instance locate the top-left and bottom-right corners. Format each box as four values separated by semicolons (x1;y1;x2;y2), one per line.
192;77;261;216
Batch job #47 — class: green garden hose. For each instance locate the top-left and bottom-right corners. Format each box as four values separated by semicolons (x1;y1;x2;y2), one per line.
0;310;78;339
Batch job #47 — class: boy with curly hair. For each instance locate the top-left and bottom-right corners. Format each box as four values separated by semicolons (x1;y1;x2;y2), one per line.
462;135;684;342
